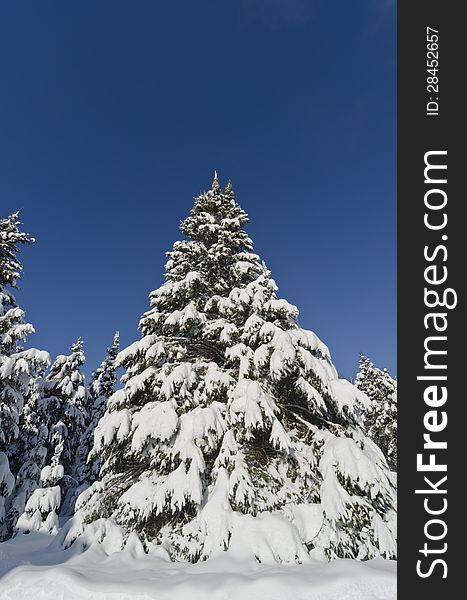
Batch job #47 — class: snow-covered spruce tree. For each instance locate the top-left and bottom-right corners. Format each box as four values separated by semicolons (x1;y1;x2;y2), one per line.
17;340;87;534
0;213;50;539
0;451;14;536
5;375;50;537
75;332;120;489
64;175;396;562
355;355;397;471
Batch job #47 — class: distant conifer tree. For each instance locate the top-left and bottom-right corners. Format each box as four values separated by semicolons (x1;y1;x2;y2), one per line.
355;354;397;471
75;332;120;488
18;340;87;533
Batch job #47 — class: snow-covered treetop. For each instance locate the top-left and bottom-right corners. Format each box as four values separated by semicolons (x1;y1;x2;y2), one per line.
0;213;33;289
44;338;87;427
89;332;120;405
47;339;85;387
161;173;262;299
0;214;36;355
47;338;86;389
355;354;397;404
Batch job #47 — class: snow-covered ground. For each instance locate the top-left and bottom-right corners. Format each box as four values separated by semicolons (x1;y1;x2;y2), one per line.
0;532;396;600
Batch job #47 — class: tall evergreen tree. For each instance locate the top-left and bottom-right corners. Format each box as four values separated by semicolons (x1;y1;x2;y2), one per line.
355;354;397;471
75;332;120;489
17;340;87;533
0;213;49;539
64;176;396;562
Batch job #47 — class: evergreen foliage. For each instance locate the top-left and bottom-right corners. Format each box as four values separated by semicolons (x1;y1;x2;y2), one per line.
63;176;397;563
355;355;397;471
75;332;120;488
17;340;87;533
0;213;49;539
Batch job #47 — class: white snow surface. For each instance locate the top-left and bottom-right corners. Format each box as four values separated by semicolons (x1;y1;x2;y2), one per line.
0;531;396;600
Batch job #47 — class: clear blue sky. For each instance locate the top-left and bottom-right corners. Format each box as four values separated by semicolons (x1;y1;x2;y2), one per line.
0;0;396;380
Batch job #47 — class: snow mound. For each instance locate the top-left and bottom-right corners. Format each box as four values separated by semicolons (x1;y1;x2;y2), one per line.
0;532;396;600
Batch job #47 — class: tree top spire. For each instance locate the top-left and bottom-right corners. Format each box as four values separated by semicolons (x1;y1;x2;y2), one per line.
212;170;220;191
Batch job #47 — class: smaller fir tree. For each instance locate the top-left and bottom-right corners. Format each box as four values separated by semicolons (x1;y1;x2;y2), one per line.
355;354;397;470
0;452;14;535
4;375;50;537
17;340;87;533
75;332;120;489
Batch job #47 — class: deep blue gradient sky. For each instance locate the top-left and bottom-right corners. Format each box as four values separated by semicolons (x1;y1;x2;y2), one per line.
0;0;396;380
